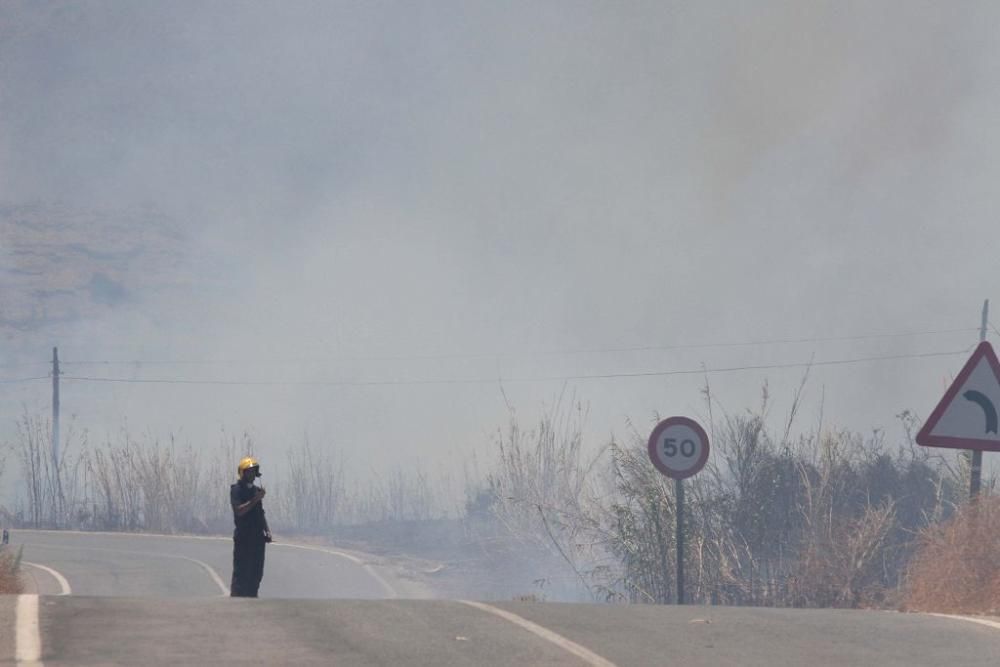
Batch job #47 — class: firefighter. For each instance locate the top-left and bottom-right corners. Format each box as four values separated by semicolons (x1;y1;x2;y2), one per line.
230;456;272;597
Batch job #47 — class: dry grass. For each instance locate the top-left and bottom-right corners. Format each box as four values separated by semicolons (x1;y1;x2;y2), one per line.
0;549;24;595
904;497;1000;614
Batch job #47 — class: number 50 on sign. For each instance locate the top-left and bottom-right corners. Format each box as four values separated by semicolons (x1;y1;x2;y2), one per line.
647;416;710;480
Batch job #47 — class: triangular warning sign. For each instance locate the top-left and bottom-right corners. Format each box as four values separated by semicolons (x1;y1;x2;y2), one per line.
917;341;1000;452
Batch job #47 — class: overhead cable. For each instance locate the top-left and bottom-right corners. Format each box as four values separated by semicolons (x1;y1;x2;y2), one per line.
59;348;968;388
0;375;49;384
56;326;979;367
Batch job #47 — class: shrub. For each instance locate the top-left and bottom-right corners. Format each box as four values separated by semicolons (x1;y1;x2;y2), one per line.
0;547;24;594
904;496;1000;614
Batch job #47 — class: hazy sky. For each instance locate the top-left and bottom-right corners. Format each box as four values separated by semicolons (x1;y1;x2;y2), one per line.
2;1;1000;482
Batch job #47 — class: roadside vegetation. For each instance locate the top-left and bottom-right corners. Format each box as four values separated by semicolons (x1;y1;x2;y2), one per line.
479;384;970;609
903;496;1000;615
2;381;991;611
7;413;449;534
0;547;24;594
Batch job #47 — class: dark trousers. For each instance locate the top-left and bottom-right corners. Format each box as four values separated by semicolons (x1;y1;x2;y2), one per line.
231;539;266;597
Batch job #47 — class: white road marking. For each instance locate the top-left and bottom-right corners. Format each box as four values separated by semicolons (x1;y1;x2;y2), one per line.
174;555;229;597
15;529;396;598
459;600;618;667
21;543;228;597
274;543;398;598
22;562;71;596
927;612;1000;631
15;594;42;665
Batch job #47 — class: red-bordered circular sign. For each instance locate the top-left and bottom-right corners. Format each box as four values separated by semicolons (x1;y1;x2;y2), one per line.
647;416;710;480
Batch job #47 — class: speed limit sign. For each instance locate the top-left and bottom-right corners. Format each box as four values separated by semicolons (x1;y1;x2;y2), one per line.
647;416;710;480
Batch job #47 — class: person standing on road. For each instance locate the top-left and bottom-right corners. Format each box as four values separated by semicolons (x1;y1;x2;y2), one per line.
230;456;272;597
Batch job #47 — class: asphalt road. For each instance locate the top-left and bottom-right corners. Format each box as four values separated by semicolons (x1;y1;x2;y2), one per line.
3;530;1000;666
11;529;396;598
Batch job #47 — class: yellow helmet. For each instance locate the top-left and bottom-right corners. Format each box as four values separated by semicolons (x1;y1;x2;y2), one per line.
238;456;261;477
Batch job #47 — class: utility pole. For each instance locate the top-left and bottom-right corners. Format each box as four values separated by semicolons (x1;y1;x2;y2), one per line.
52;346;60;468
970;300;988;499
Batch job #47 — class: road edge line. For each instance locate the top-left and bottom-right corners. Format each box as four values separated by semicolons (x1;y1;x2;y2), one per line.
275;543;398;598
176;555;229;597
17;529;398;598
24;543;223;597
15;594;42;665
926;612;1000;631
459;600;618;667
21;562;71;596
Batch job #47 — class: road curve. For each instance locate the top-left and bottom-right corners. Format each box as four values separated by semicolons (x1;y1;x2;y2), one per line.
10;529;397;599
4;530;1000;665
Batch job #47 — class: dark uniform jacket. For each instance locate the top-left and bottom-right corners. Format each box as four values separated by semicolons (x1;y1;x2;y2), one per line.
230;481;267;543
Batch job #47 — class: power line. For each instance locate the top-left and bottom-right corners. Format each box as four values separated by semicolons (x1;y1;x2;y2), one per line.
535;327;978;356
55;326;979;367
0;375;49;385
59;348;968;388
0;361;49;370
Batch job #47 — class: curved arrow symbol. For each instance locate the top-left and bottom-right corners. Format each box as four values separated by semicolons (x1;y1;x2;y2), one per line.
963;390;998;434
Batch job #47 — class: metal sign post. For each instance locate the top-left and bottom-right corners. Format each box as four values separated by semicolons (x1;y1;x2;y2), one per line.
648;416;709;605
675;477;685;604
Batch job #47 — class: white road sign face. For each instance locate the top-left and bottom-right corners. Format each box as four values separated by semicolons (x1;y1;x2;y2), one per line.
918;341;1000;452
647;416;710;479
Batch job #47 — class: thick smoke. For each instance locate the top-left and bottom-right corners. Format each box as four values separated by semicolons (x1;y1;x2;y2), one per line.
2;1;999;483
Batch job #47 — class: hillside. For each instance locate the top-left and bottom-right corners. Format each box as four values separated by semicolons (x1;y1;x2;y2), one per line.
1;203;189;337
